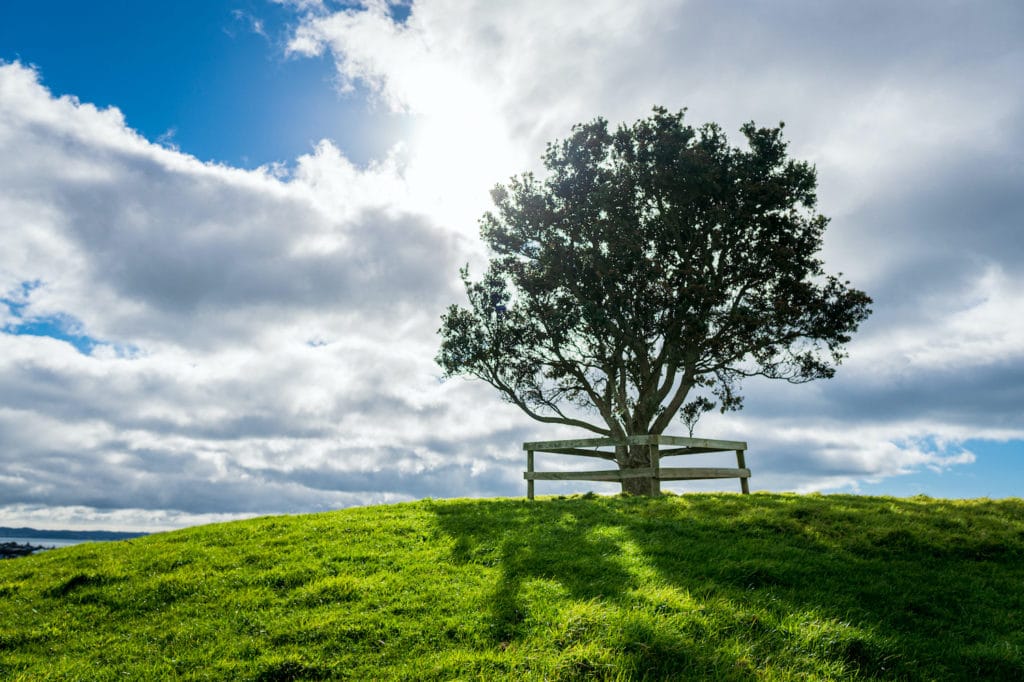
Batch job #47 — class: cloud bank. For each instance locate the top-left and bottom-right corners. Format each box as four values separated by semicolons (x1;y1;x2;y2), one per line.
2;0;1022;528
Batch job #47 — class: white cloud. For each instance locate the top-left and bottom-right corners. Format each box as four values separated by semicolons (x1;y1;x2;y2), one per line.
2;0;1023;528
286;0;679;231
0;61;533;529
852;265;1024;372
0;63;466;349
270;0;327;14
281;0;1024;464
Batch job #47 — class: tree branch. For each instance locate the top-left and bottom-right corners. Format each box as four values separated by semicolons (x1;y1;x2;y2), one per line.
480;370;612;436
650;359;696;434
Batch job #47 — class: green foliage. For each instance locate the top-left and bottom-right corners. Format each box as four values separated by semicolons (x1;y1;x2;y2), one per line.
1;494;1022;680
438;108;872;442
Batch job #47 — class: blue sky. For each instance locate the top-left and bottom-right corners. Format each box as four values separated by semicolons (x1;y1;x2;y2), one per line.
0;1;1021;530
856;440;1021;500
0;1;407;168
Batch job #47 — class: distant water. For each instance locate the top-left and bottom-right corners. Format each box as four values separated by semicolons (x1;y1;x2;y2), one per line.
0;536;90;549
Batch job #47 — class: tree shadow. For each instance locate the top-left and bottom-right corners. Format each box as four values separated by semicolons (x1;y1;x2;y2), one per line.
429;494;1024;679
614;494;1024;679
431;497;634;643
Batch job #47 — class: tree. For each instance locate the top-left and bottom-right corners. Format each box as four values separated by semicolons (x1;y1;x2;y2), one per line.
437;107;872;495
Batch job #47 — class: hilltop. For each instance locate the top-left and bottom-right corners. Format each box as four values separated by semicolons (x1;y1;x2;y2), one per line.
1;494;1022;680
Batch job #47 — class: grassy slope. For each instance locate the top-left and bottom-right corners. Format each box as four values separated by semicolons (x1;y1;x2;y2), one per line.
1;494;1022;681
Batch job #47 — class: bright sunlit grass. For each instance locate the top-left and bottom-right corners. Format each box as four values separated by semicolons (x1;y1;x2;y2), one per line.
1;493;1021;680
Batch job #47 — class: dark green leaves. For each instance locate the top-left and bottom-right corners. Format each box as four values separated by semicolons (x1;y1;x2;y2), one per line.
438;107;872;438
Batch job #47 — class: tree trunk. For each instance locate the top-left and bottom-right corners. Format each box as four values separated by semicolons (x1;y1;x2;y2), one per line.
616;442;660;496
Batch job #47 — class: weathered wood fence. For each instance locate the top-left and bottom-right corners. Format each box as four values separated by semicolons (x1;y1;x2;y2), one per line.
523;435;750;499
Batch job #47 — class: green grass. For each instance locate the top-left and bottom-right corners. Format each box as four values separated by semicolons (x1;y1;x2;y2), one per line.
1;494;1022;680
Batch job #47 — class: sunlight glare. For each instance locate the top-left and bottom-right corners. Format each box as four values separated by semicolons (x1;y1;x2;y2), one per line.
403;77;524;235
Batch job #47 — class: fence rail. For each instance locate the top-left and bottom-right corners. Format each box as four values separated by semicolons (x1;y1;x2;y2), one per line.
523;435;750;499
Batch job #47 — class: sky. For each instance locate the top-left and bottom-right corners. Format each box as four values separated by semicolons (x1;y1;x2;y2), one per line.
0;0;1021;531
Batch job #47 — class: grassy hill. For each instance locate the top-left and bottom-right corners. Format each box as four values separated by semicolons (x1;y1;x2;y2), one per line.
1;494;1022;680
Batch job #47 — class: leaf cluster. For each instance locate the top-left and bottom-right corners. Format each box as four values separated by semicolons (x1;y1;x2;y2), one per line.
438;107;871;436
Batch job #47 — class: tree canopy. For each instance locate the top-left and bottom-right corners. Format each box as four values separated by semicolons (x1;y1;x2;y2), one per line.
437;107;871;492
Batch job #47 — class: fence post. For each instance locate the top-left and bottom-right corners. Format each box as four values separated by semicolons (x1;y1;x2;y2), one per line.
527;450;535;500
651;440;661;496
736;449;749;494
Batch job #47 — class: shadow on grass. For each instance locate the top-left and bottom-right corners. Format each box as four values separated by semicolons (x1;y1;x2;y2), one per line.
434;497;633;642
430;494;1024;680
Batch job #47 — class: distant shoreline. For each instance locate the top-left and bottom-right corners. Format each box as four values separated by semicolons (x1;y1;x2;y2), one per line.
1;528;151;559
0;527;149;541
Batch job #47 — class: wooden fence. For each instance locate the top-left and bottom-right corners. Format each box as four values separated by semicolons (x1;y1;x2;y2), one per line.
523;435;750;499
